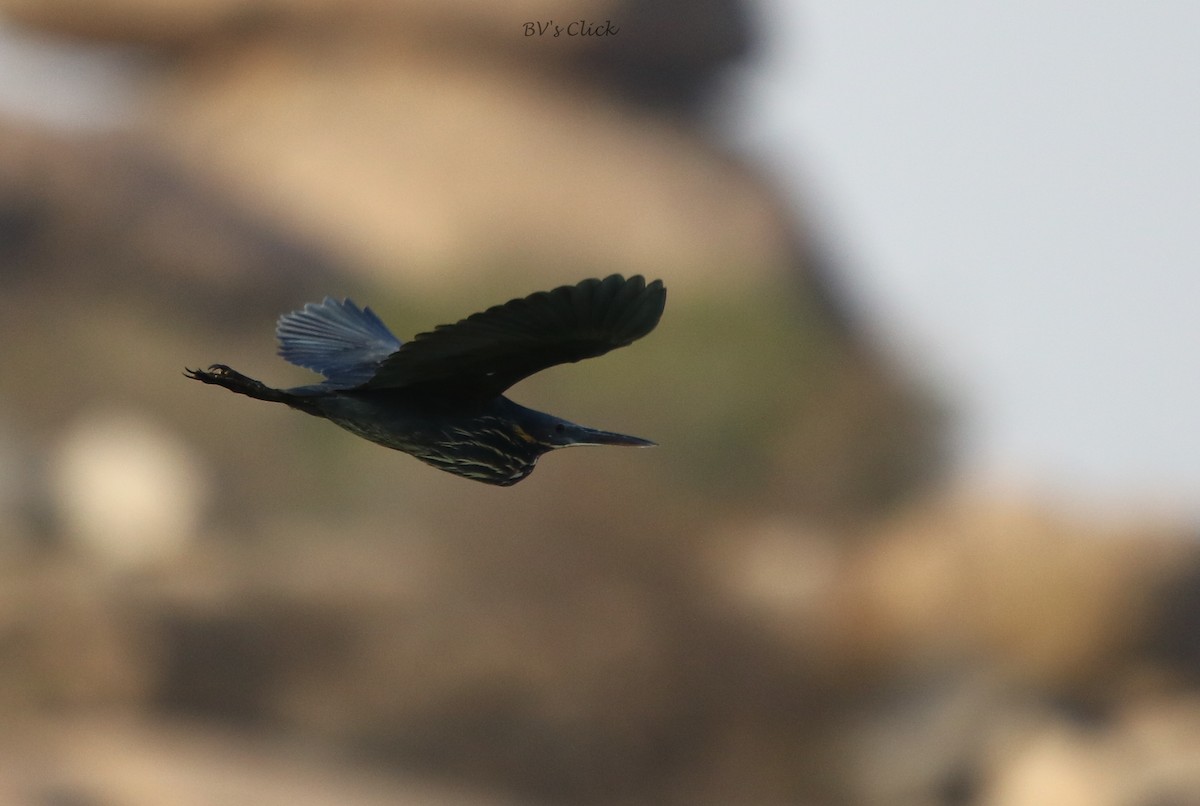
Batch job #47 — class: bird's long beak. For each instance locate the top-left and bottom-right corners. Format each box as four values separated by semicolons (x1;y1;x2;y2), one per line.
558;423;656;448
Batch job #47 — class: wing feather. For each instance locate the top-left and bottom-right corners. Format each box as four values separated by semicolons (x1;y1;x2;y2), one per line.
360;275;665;396
276;297;402;385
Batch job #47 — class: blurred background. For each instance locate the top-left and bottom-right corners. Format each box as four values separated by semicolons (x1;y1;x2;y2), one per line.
0;1;1197;804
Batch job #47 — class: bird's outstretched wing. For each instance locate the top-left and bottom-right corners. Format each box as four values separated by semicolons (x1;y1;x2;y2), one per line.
276;297;402;386
360;274;666;397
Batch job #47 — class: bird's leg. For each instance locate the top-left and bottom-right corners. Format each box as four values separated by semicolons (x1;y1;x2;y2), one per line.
184;364;291;404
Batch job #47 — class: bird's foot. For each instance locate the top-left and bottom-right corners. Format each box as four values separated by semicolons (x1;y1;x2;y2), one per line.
184;364;238;384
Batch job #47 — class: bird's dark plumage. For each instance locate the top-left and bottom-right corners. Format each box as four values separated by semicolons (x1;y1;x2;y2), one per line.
364;274;666;397
186;275;665;485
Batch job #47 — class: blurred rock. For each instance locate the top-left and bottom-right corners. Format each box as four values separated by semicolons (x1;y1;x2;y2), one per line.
0;0;618;46
0;485;1197;804
706;496;1188;695
701;496;1200;804
48;408;211;570
840;496;1185;694
0;0;941;520
1140;552;1200;687
0;561;151;713
982;716;1121;806
0;118;343;319
0;414;30;542
0;714;517;806
0;0;754;113
704;517;846;673
979;695;1200;806
147;35;789;291
2;0;785;293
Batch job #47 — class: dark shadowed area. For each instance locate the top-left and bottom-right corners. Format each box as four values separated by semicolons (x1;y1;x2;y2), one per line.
0;2;1197;804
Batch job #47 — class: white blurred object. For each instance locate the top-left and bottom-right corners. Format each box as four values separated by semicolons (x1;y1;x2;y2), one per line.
0;17;147;129
50;409;211;569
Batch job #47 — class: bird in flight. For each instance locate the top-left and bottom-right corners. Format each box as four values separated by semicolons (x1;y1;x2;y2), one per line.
186;274;666;485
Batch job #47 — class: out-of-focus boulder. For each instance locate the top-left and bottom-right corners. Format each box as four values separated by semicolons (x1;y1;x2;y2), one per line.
0;118;342;313
48;408;211;570
839;496;1185;692
707;494;1193;697
0;0;942;520
980;695;1200;806
143;31;786;291
2;0;785;293
0;714;518;806
0;0;619;46
0;561;152;714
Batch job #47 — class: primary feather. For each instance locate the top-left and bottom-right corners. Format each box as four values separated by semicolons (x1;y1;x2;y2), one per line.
362;274;666;397
276;297;401;386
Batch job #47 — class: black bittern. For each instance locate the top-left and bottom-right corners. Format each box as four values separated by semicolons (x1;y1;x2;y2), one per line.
186;274;666;485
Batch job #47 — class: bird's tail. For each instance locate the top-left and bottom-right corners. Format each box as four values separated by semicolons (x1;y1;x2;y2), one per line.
185;364;296;405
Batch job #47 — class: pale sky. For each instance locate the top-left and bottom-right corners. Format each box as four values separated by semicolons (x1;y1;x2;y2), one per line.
737;2;1200;516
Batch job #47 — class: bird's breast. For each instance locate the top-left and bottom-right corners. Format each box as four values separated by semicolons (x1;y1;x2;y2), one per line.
315;396;540;485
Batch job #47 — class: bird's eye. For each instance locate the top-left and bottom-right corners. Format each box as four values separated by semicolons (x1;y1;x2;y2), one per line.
554;423;565;433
